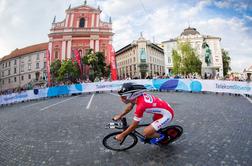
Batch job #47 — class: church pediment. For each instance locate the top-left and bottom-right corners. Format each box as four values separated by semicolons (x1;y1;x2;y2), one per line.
68;5;100;13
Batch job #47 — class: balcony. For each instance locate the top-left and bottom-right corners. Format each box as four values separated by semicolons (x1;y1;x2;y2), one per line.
49;27;113;36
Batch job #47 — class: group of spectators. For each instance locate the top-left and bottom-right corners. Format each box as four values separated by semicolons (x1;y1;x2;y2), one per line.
1;72;251;96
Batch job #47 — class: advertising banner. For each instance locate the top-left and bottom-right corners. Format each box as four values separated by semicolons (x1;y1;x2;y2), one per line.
1;79;251;105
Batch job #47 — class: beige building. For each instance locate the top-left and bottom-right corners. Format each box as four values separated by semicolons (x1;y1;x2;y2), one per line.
116;34;164;79
0;43;48;92
162;27;224;78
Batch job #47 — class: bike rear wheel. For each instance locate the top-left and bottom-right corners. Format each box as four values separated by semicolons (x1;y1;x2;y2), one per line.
159;125;183;145
103;131;138;151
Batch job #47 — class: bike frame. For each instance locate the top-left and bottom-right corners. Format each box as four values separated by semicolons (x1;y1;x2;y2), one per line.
131;124;149;141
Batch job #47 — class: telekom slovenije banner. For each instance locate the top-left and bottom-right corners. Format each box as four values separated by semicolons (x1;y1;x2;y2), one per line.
108;44;117;80
46;50;51;86
1;79;251;105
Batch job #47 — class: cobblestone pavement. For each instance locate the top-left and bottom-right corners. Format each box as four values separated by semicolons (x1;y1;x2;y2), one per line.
0;92;251;166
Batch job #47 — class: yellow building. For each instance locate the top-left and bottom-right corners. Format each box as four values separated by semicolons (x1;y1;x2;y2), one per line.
116;34;164;79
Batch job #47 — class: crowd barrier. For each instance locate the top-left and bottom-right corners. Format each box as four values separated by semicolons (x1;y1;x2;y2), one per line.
0;79;251;105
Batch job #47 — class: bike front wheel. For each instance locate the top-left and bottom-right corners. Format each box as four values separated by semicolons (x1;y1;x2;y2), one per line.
103;131;138;151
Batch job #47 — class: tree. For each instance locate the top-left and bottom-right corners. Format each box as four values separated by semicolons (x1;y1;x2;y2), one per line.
171;49;181;75
50;59;61;83
57;59;80;83
222;49;231;76
172;42;202;75
82;49;107;81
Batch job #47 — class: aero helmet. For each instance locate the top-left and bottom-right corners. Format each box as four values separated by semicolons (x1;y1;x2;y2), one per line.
118;82;147;100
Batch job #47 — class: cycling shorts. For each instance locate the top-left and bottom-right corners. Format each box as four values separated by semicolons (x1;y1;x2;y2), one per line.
151;110;173;131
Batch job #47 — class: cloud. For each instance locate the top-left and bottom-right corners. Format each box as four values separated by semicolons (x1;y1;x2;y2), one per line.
182;0;211;18
196;17;252;72
0;0;251;72
0;0;7;14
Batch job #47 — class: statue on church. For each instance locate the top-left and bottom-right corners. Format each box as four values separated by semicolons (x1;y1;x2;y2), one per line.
202;42;212;66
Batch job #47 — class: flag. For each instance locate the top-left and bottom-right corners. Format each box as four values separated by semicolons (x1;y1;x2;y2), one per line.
108;44;117;80
46;49;51;86
73;49;83;78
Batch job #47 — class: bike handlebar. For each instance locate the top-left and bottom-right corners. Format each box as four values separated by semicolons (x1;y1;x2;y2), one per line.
107;117;150;129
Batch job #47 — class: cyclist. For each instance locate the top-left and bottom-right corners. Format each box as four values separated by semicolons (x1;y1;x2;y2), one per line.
113;82;174;144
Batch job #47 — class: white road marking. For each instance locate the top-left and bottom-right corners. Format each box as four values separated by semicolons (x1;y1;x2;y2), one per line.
86;93;95;109
109;93;119;97
40;96;79;111
242;94;252;104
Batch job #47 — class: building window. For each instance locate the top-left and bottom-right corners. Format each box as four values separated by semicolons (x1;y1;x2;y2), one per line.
28;55;31;61
21;75;24;80
1;71;4;77
28;64;31;70
21;64;24;72
28;74;31;79
5;62;7;67
44;62;46;68
8;78;10;83
55;51;59;59
79;18;85;27
9;61;11;67
36;53;40;60
36;62;39;69
14;68;17;74
8;70;10;75
168;57;171;63
14;59;17;65
2;64;4;69
14;77;16;82
2;80;4;85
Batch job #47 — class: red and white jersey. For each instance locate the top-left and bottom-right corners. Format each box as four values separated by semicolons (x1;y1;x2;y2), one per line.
133;93;174;122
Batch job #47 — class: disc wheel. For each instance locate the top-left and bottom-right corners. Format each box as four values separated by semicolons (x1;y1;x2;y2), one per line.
103;131;138;151
159;125;183;145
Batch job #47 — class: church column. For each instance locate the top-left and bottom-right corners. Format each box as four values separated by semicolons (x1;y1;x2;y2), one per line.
70;14;74;27
48;42;52;64
67;40;72;59
90;40;94;50
65;14;70;27
61;41;66;60
91;14;95;27
96;14;99;27
95;40;99;52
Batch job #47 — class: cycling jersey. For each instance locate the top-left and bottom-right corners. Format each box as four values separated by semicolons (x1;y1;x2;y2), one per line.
133;93;174;130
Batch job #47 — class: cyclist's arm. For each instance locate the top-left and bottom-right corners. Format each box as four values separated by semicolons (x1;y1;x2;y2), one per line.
120;120;139;137
119;103;135;118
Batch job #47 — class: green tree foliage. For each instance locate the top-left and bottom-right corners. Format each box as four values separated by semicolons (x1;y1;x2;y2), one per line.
81;49;107;81
172;49;181;75
221;49;231;76
50;59;61;82
57;59;80;83
172;42;202;75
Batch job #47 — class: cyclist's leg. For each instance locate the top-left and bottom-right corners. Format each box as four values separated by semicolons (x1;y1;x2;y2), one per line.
143;124;160;138
146;111;173;138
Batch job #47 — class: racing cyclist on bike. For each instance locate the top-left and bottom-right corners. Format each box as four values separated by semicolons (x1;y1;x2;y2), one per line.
113;82;174;144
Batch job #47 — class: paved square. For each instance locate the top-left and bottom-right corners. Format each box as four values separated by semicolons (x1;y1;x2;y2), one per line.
0;92;251;166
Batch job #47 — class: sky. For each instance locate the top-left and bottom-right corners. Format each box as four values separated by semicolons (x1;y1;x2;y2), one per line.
0;0;251;72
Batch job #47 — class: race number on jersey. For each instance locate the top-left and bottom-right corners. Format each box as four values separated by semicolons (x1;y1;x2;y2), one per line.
143;93;153;103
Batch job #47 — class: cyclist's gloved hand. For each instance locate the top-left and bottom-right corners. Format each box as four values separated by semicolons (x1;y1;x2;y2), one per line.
113;114;121;121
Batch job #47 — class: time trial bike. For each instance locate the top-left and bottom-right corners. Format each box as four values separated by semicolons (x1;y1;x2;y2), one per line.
102;117;183;151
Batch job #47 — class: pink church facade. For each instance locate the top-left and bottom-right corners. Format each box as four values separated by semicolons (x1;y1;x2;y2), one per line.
48;3;113;65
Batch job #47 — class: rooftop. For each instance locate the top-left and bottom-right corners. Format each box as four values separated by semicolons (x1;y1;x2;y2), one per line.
1;42;48;61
